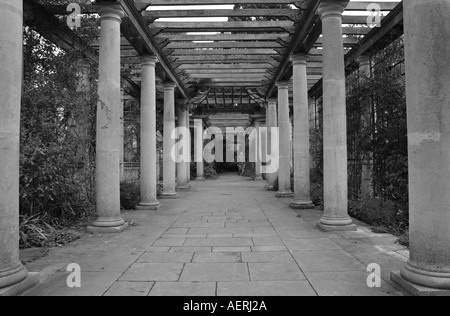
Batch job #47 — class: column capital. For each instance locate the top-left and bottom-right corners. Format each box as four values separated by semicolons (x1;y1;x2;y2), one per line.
163;82;177;91
290;53;308;65
141;55;159;66
276;81;290;90
98;3;124;22
317;1;349;20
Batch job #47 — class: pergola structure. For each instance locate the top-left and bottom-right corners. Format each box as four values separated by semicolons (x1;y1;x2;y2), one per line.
1;0;450;296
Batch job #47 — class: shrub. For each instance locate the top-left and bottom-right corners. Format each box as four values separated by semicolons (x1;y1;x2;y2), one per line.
120;182;141;210
19;214;80;249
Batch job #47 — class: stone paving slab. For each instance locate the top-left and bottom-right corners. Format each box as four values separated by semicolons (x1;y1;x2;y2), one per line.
248;263;307;281
149;282;216;296
217;281;317;296
212;247;252;253
26;272;122;296
120;263;184;282
104;281;154;296
184;237;254;247
241;252;295;263
138;252;194;263
22;174;406;296
305;271;401;296
291;250;367;272
193;252;242;263
180;263;250;282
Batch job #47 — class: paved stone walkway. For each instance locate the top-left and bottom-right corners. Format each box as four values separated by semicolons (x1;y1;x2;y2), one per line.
23;174;407;296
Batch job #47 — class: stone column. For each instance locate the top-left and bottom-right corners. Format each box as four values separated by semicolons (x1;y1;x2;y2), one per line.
161;83;178;199
276;82;294;198
176;107;189;191
254;121;264;180
88;3;127;233
290;54;315;209
195;119;205;180
266;99;278;190
0;0;28;289
136;56;160;210
391;0;450;293
317;1;356;231
358;55;373;199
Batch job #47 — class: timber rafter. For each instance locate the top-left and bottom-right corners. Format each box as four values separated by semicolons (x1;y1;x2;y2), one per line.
40;0;404;107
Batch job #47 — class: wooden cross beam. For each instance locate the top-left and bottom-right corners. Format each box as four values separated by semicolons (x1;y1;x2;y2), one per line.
143;9;299;22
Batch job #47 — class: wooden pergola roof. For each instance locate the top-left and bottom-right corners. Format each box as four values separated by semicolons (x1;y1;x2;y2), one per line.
33;0;404;110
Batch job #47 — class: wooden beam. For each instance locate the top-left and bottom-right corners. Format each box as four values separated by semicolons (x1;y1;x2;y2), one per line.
120;0;191;100
188;74;270;79
43;1;401;14
166;41;285;49
201;82;263;87
170;49;281;56
143;9;298;21
173;55;280;63
134;0;300;8
346;1;400;11
156;34;291;42
151;21;294;34
176;63;274;70
265;0;322;98
184;69;269;74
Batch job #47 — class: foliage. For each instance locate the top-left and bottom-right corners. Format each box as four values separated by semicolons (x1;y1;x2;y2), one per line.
310;38;408;240
21;28;98;222
120;182;141;211
19;214;80;249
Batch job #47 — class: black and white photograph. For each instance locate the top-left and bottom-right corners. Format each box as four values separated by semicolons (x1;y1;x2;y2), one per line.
0;0;449;300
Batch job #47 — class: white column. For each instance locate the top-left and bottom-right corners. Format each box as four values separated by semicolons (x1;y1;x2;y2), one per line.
88;3;126;233
176;107;189;190
290;54;315;209
358;55;373;199
160;83;178;199
136;56;160;210
266;99;278;190
392;0;450;292
195;119;205;180
254;121;264;180
276;82;294;198
317;1;356;232
0;0;28;289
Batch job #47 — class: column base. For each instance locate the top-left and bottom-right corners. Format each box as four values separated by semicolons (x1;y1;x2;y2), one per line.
0;264;28;290
87;222;129;234
136;201;160;211
255;176;264;181
159;192;178;199
317;222;357;232
391;271;450;296
0;272;41;296
290;200;315;210
396;261;450;291
276;191;294;198
176;185;190;191
265;185;276;191
196;177;205;181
